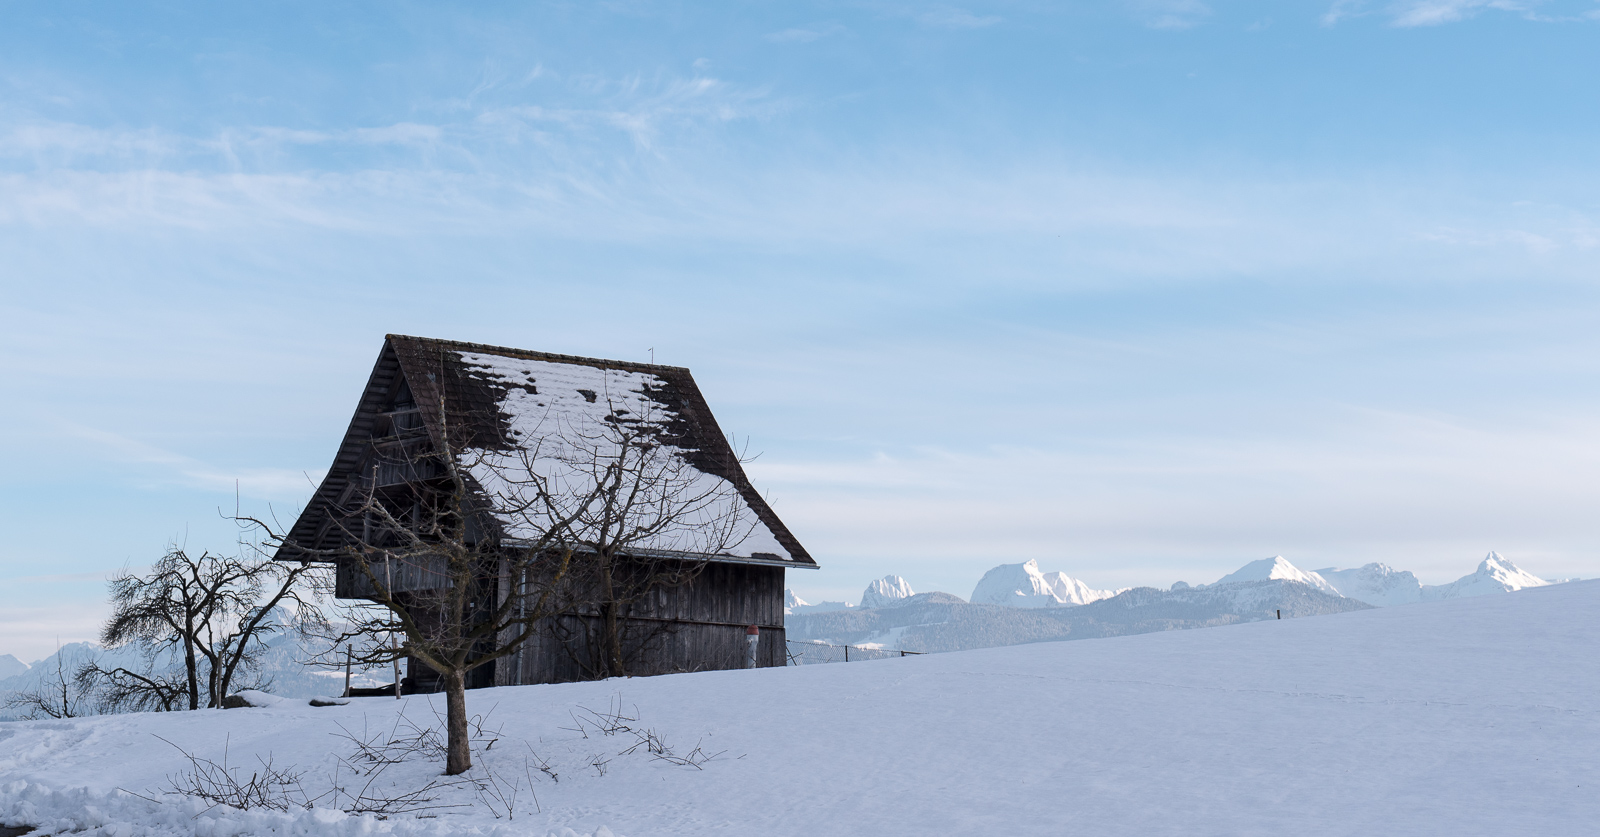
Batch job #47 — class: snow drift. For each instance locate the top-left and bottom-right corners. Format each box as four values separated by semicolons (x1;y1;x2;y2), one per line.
4;580;1596;836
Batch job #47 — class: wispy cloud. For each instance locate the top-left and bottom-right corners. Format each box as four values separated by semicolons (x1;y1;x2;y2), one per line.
1127;0;1213;29
918;8;1003;28
766;23;849;42
1321;0;1368;24
477;74;777;150
0;65;771;172
70;425;323;500
1391;0;1529;26
1323;0;1599;26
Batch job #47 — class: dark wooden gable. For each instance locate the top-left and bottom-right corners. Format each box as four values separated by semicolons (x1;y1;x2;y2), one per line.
275;335;816;569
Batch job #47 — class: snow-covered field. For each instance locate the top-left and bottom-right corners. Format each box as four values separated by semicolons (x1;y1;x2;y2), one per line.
4;579;1597;837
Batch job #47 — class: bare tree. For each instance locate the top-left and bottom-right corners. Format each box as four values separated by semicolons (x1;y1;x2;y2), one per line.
3;643;93;720
92;547;326;711
251;426;592;776
257;386;759;777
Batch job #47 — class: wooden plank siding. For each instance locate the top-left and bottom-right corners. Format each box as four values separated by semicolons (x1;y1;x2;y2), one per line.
491;562;787;686
334;553;450;599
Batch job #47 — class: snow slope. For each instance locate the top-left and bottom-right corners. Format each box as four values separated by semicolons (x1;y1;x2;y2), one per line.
970;559;1123;607
13;580;1591;836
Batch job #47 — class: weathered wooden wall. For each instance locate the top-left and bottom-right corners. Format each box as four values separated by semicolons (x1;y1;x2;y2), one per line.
335;553;449;599
495;561;787;685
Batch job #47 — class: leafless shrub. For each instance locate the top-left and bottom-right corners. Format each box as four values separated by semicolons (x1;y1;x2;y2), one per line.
158;736;317;813
561;698;640;739
326;769;466;817
333;716;445;767
158;724;470;818
564;697;726;770
332;704;501;768
651;739;723;769
526;745;559;783
468;754;542;820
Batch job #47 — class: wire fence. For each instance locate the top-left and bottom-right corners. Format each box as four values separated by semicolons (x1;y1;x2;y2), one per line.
785;639;925;666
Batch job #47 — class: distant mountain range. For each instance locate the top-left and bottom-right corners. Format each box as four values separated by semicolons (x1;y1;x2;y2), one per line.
1213;552;1553;606
787;581;1371;654
793;551;1561;614
783;552;1567;654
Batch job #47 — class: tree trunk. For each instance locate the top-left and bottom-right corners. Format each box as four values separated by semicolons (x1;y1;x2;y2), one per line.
183;637;200;711
600;559;625;677
443;669;471;775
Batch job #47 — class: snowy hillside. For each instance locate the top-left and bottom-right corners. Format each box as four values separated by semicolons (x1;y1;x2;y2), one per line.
788;580;1367;652
4;580;1595;836
969;559;1124;607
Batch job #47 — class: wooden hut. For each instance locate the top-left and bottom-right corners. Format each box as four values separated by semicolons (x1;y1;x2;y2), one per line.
274;334;816;688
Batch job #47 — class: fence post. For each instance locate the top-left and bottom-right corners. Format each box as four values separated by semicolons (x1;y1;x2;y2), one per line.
385;560;402;699
342;646;352;697
746;624;759;669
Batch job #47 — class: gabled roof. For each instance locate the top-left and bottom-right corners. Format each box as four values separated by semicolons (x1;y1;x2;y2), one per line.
276;334;816;569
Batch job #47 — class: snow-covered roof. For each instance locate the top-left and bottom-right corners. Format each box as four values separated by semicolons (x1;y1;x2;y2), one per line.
277;335;815;569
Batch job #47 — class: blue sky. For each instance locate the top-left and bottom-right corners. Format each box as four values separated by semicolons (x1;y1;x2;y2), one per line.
4;0;1600;660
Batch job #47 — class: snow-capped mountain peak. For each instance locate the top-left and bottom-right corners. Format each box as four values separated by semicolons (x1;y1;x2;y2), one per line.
1212;556;1341;597
1041;571;1123;605
1314;563;1425;607
784;589;809;612
1422;552;1551;601
970;560;1122;608
1477;552;1550;590
860;576;916;609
